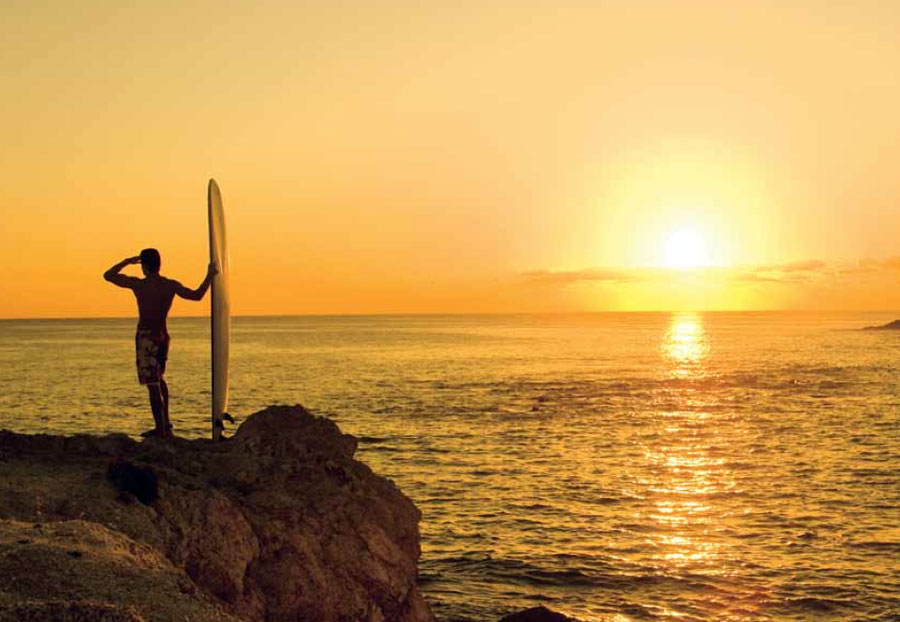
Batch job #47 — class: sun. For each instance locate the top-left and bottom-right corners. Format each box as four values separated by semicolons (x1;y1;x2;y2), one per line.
663;228;708;269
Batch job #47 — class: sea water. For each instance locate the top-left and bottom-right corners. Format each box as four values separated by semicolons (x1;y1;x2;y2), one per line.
0;312;898;621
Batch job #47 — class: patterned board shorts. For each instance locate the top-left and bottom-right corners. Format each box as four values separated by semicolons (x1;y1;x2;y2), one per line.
135;330;170;385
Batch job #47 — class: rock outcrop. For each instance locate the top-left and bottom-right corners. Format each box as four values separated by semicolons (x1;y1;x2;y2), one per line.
498;607;577;622
863;319;900;330
0;518;243;622
0;405;434;622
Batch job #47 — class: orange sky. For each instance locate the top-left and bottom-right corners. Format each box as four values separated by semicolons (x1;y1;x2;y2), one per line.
2;1;899;317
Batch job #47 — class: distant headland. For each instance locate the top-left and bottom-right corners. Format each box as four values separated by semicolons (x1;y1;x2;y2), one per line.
862;319;900;330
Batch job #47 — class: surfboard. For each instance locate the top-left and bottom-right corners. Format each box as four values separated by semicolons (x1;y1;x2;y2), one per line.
208;179;231;440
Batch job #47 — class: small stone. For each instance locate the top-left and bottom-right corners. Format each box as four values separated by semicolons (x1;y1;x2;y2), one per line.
498;606;578;622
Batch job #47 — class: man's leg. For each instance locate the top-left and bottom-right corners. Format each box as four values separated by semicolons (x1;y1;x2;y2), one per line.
147;382;164;433
157;336;171;438
160;378;171;438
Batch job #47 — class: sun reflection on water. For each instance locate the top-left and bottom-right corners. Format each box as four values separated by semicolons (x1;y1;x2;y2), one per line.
663;312;710;375
628;313;760;619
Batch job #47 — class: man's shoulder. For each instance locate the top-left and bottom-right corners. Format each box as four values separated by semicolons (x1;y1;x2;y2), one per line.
158;276;184;294
137;276;177;293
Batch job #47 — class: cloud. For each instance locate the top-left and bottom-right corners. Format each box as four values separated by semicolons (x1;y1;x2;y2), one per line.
520;257;900;287
826;257;900;282
522;268;642;285
853;257;900;273
756;260;826;273
521;257;900;289
733;272;784;283
750;257;900;282
735;259;829;283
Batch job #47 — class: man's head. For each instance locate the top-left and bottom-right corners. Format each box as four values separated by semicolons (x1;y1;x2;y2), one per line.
140;248;161;276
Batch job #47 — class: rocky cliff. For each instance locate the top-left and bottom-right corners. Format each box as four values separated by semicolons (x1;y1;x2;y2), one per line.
0;405;434;622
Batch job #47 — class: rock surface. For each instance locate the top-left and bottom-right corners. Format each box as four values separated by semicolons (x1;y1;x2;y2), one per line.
863;319;900;330
0;405;434;622
497;606;577;622
0;518;241;622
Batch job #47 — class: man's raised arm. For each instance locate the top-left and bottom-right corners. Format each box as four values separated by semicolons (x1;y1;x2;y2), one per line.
103;256;141;289
174;263;217;301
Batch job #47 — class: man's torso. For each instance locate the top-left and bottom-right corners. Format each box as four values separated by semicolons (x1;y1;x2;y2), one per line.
133;276;177;335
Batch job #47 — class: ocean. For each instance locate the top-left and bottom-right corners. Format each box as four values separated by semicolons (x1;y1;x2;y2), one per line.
0;312;898;621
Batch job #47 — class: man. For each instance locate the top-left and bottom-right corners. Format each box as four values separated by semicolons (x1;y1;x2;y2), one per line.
104;248;216;439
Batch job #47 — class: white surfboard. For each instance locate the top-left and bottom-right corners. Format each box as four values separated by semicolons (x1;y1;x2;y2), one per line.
208;179;231;440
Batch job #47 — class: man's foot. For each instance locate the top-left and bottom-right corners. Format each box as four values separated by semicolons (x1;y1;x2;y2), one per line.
140;424;173;440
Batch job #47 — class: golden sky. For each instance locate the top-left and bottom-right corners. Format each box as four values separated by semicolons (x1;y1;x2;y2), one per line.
2;0;899;317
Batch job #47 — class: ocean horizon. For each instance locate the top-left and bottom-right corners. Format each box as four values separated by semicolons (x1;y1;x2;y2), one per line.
3;308;900;320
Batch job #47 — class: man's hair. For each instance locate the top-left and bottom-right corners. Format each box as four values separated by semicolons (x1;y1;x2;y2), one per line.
140;248;161;274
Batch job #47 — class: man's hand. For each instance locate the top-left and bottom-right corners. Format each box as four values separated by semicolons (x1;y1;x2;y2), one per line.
104;256;141;289
175;263;218;301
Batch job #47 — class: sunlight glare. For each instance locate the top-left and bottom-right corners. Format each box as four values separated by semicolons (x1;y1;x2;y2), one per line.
663;313;708;371
664;228;707;269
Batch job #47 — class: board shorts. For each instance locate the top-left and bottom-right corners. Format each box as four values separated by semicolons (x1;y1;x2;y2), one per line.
135;330;169;385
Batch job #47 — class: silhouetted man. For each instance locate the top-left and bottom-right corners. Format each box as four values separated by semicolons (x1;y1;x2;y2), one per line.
104;249;215;439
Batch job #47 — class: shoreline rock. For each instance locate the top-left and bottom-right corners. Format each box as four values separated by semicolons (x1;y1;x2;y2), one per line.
0;518;242;622
498;607;578;622
0;405;434;622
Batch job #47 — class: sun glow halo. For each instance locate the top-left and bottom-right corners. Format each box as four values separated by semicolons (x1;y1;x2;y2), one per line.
664;228;708;269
